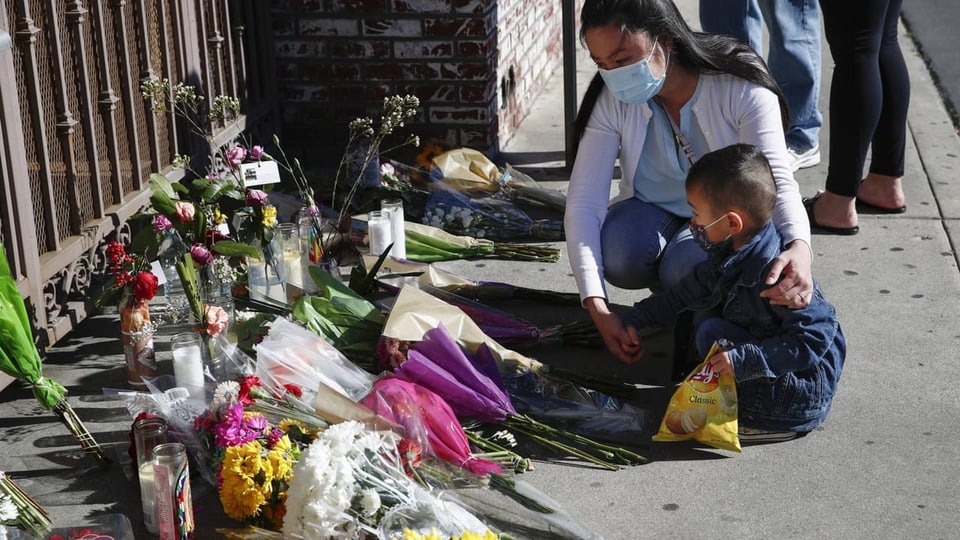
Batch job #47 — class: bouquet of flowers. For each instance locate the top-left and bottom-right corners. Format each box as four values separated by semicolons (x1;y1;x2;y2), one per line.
422;185;563;242
404;221;560;263
193;377;316;530
390;325;645;470
0;244;109;467
281;420;492;539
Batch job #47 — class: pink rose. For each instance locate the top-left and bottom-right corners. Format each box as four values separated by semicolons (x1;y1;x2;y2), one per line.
245;189;269;207
203;305;229;337
190;243;213;265
223;146;246;169
174;201;195;223
249;145;264;160
152;214;173;232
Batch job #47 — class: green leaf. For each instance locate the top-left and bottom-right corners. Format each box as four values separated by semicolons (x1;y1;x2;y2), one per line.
211;240;260;259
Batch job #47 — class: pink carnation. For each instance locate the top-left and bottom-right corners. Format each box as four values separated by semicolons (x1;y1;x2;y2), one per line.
203;305;229;337
190;243;213;265
245;189;269;207
152;214;173;232
249;145;264;160
174;201;195;223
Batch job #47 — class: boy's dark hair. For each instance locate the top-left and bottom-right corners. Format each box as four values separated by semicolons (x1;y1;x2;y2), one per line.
686;144;776;233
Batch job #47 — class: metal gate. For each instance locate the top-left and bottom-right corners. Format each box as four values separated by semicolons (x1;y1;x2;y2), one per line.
0;0;276;349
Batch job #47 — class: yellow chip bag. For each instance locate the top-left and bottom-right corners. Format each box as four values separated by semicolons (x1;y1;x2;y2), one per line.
653;341;741;452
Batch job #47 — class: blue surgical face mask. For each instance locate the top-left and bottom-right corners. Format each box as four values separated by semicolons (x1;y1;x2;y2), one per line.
689;213;733;256
598;39;667;104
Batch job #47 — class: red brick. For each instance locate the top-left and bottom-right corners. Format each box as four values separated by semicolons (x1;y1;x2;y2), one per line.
274;40;326;58
423;17;491;38
299;19;360;36
391;0;451;13
366;63;407;80
364;19;422;37
429;106;488;123
393;40;454;58
459;81;495;103
457;38;495;57
330;40;391;57
398;83;457;102
452;0;492;14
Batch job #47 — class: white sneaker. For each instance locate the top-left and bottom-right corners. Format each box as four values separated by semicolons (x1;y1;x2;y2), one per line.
787;145;821;172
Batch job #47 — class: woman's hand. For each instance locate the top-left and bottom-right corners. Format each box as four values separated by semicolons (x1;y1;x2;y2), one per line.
584;297;643;364
760;240;814;308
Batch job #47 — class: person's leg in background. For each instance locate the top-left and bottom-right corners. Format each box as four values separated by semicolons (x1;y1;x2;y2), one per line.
760;0;823;170
857;0;909;211
809;0;905;232
698;0;763;51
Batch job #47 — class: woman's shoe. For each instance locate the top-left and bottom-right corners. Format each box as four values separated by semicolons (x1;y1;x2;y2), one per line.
856;197;907;214
803;193;860;235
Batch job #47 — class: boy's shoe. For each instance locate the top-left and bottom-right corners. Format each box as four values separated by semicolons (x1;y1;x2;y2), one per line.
787;145;821;172
737;426;803;444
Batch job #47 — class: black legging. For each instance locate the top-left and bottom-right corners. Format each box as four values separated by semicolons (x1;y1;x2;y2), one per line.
820;0;910;197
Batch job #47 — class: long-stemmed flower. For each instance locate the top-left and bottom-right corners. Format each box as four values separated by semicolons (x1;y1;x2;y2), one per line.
0;245;109;467
361;377;502;477
393;325;646;470
0;471;50;536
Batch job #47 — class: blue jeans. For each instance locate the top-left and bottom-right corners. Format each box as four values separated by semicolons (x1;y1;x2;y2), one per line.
699;0;823;152
600;198;705;291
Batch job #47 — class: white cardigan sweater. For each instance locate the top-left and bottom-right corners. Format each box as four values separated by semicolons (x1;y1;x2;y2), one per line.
564;72;811;302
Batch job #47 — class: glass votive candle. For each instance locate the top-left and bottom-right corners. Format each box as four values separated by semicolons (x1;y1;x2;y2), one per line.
367;210;392;256
380;198;406;260
170;332;204;405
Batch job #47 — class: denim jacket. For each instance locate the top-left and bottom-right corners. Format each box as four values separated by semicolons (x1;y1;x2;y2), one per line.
624;222;846;431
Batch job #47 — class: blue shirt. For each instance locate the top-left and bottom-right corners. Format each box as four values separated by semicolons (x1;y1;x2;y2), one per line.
631;78;709;218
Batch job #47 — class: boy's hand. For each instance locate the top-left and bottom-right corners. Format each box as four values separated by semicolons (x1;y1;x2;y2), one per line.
707;350;734;378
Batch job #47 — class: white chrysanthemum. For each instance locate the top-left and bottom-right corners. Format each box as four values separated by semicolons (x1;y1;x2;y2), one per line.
211;381;240;408
360;488;381;516
0;493;17;521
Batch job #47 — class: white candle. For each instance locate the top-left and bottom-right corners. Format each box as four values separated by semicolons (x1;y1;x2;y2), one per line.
138;462;158;534
381;199;406;260
368;211;393;256
172;342;204;402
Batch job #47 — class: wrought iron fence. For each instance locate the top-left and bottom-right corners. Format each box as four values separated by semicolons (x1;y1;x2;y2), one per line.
0;0;276;348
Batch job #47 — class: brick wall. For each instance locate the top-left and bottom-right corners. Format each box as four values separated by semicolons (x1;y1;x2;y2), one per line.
270;0;580;173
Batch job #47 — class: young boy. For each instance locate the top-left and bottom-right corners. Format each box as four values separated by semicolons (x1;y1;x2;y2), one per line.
621;144;845;442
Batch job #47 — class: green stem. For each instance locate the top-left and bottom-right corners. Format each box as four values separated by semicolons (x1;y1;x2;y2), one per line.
504;418;621;471
514;414;647;465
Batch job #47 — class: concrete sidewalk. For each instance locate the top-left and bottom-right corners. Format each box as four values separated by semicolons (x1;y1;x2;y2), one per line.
463;1;960;538
2;1;959;538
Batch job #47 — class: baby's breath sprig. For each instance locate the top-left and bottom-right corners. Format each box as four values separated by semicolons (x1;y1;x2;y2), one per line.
333;95;421;225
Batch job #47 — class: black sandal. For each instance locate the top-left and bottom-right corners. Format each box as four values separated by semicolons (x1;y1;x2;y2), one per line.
803;193;860;235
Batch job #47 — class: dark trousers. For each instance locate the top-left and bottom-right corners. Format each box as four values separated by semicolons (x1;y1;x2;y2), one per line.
820;0;910;197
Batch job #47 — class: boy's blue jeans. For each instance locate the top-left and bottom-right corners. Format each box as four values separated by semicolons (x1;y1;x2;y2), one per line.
699;0;823;152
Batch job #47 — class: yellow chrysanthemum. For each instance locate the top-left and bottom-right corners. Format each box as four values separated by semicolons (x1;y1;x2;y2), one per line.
213;207;227;224
267;447;294;482
219;473;265;519
278;418;307;436
262;206;278;228
222;441;265;480
455;531;498;540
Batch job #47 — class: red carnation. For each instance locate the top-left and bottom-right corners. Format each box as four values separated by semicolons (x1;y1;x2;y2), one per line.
133;271;159;301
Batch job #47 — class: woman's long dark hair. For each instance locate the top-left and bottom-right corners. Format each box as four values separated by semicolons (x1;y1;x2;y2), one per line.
572;0;790;157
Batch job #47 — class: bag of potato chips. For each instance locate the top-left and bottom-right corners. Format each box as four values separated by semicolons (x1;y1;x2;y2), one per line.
653;341;741;452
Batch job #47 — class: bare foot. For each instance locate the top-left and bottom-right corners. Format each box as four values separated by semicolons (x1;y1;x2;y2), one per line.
859;173;905;210
810;190;858;229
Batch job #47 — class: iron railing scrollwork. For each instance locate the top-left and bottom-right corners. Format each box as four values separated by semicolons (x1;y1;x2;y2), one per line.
0;0;276;348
